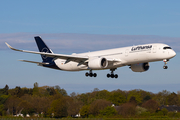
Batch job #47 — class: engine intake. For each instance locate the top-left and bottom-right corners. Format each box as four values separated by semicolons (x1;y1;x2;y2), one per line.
130;62;149;72
88;57;108;70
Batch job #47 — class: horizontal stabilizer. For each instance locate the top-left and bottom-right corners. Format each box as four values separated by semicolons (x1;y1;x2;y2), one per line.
19;60;49;65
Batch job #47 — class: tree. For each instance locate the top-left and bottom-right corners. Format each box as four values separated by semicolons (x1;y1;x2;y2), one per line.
88;99;111;116
65;96;82;117
0;95;9;105
143;95;151;102
142;99;159;113
95;90;110;100
5;96;22;115
70;92;76;98
117;103;136;117
18;100;35;117
0;104;5;116
167;92;179;105
46;87;56;95
3;85;9;95
54;85;67;96
33;82;39;96
161;108;168;116
100;106;117;117
49;98;68;118
77;93;89;105
153;90;170;105
80;105;89;118
127;89;143;105
8;86;23;97
109;92;126;105
129;96;137;105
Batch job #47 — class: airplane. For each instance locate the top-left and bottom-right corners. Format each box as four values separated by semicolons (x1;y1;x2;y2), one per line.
5;36;176;79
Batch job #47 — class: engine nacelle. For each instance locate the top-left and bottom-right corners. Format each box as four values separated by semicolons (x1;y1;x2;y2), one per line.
88;57;108;70
130;62;149;72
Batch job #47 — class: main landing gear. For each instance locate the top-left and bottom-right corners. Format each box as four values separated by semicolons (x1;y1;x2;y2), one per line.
85;70;97;77
107;68;118;78
163;59;169;69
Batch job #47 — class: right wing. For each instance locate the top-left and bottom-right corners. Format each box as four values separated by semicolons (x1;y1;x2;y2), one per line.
19;60;49;65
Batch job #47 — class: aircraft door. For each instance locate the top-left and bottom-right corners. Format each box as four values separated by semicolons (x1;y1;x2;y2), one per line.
153;46;157;53
125;49;129;57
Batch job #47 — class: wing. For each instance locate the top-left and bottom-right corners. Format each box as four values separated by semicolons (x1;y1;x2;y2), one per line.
5;42;89;62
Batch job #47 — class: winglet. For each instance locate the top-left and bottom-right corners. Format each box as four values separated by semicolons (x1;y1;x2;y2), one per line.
5;42;23;52
5;42;13;49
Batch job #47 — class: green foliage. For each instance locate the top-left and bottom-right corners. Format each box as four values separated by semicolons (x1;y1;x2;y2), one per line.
143;95;151;102
127;89;143;105
155;111;164;116
77;93;89;105
100;106;117;117
89;99;111;116
0;95;9;105
0;104;4;116
108;92;126;105
49;98;68;118
167;112;180;118
139;111;150;117
95;90;110;100
33;82;39;96
167;92;179;105
153;90;170;105
161;108;168;116
55;85;68;96
2;83;180;118
80;105;89;118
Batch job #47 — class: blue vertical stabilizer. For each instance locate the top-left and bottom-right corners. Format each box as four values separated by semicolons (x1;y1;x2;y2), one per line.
34;36;54;63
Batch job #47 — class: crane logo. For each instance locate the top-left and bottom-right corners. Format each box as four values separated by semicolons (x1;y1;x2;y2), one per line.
41;47;49;59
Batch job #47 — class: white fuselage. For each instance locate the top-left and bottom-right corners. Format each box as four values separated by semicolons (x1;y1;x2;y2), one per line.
54;43;176;71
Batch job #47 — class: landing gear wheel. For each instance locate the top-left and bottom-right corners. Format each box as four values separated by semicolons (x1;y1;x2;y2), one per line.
115;74;118;78
111;74;114;78
93;73;97;77
107;68;118;79
163;59;169;70
85;72;89;77
107;74;110;78
85;70;97;77
89;73;93;77
163;66;168;69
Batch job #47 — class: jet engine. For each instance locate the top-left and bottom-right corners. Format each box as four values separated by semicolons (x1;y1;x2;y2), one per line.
130;62;149;72
88;57;108;69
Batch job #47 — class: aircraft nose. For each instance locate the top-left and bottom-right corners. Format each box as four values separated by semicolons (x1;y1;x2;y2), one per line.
171;50;176;57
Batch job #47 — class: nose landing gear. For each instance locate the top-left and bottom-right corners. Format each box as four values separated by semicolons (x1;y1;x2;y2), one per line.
107;68;118;78
163;59;169;69
85;70;97;77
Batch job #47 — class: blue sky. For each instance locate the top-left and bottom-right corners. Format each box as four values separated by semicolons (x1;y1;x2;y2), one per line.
1;1;180;94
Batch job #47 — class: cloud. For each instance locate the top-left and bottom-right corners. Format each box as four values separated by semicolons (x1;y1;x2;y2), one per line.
1;33;180;53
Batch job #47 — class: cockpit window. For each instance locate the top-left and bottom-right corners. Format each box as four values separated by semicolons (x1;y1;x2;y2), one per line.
163;47;172;50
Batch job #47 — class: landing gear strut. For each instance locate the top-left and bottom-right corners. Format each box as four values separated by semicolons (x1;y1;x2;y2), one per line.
163;59;169;69
107;68;118;78
85;70;97;77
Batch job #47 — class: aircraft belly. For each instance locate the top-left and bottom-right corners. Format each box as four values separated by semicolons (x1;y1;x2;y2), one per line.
54;59;87;71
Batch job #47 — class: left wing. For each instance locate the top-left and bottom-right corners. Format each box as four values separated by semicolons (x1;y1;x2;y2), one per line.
5;42;89;62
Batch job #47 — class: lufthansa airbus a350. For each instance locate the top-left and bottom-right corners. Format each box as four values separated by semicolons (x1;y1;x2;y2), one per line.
5;36;176;78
